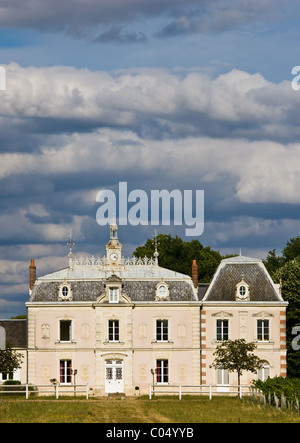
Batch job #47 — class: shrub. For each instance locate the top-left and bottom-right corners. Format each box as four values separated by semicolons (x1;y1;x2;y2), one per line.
253;376;300;407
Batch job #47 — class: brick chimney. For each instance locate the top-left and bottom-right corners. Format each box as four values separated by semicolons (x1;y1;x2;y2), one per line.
29;259;36;293
192;259;198;289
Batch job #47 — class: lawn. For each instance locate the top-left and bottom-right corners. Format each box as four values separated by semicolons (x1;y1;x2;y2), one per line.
0;395;299;423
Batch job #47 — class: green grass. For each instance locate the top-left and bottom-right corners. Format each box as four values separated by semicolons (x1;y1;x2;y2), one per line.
0;395;300;423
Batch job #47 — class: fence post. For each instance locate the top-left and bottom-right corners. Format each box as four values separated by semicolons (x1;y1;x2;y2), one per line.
149;384;152;400
86;384;89;400
26;384;28;399
56;383;59;400
239;385;242;399
209;384;212;400
179;385;182;400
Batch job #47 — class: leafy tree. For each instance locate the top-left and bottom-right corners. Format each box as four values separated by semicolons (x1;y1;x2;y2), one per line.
0;345;23;377
263;249;285;279
133;234;225;282
210;339;263;386
274;258;300;377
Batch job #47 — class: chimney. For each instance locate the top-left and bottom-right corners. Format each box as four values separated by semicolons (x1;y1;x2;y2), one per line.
192;259;198;289
29;259;36;292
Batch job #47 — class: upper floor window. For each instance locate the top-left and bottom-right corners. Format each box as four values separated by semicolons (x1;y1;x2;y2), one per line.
216;319;229;341
257;319;269;341
108;320;119;341
60;320;72;342
156;319;168;341
109;287;119;303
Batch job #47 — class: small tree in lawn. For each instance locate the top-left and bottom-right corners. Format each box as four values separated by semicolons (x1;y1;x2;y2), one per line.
210;339;263;386
0;345;23;379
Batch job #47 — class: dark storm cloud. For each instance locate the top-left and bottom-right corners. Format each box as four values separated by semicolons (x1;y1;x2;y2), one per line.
0;0;292;40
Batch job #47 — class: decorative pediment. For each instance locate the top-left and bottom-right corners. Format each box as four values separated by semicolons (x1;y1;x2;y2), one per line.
212;311;233;318
252;311;274;318
105;274;122;284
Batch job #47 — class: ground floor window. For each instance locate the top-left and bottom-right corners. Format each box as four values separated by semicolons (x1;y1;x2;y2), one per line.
216;367;229;385
257;362;270;381
156;359;168;383
60;360;72;384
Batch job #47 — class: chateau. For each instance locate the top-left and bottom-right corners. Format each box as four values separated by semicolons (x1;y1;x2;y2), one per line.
0;223;287;395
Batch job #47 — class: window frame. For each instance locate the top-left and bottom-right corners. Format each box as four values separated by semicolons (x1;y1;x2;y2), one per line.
109;287;119;304
156;319;168;342
216;319;229;341
59;319;72;342
156;359;169;384
257;319;270;341
59;359;72;384
108;319;120;342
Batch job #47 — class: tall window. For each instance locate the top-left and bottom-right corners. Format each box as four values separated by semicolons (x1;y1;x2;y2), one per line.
217;367;229;385
108;320;119;341
257;362;270;381
156;320;168;341
257;320;269;341
60;360;72;384
216;319;229;341
60;320;72;342
109;287;119;303
156;360;168;383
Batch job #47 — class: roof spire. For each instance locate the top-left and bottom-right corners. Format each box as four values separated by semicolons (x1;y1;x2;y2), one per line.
67;229;75;267
153;229;159;266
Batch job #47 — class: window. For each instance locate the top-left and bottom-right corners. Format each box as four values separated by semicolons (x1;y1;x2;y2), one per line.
61;286;69;297
60;320;72;342
156;320;168;341
235;280;249;300
257;362;270;381
257;320;269;341
156;360;168;383
217;367;229;385
109;287;119;303
239;286;246;297
108;320;119;341
155;283;169;300
60;360;72;384
58;281;72;301
216;319;229;341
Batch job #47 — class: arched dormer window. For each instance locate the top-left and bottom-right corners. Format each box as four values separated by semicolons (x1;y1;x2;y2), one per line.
235;279;250;300
58;281;73;301
155;282;169;301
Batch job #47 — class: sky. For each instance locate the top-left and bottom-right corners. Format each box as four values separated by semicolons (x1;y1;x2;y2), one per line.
0;0;300;317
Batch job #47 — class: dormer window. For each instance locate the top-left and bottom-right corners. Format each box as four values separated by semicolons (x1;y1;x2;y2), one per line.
58;281;73;301
109;287;119;303
155;282;169;301
235;280;249;300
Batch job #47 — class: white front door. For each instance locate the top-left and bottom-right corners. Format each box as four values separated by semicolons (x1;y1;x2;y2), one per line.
105;360;124;393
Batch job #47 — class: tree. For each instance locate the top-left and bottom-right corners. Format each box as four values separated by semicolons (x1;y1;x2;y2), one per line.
133;234;225;282
274;258;300;377
0;345;23;377
210;339;263;386
263;249;285;279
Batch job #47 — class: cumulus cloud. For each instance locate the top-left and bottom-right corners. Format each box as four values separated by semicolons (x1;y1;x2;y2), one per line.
1;63;298;147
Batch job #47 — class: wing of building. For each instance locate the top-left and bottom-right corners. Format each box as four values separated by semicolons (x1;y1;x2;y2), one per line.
5;223;287;395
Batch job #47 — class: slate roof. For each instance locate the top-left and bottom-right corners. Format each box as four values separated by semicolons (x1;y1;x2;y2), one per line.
202;256;282;302
0;320;27;348
30;278;196;302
